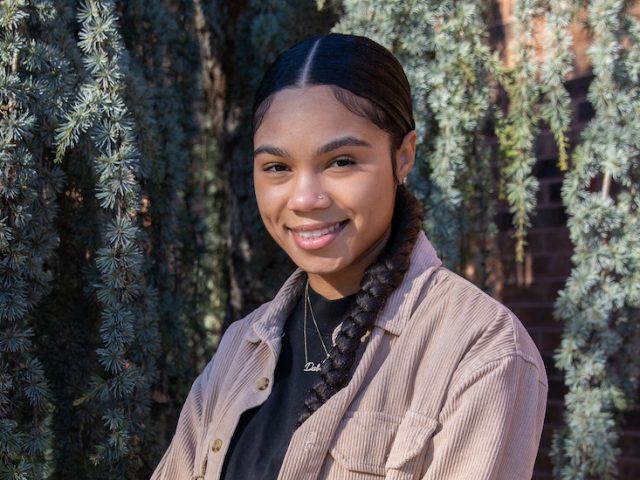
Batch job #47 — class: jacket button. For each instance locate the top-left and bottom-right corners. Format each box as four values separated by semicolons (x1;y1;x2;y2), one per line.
211;438;223;452
256;377;270;390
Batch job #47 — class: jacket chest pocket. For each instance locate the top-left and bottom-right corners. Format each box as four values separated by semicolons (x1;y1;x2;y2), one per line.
325;411;439;480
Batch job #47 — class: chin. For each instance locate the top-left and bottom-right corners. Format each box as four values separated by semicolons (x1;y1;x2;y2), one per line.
293;257;346;275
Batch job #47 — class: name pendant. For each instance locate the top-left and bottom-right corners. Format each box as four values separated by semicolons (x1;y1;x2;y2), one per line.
304;361;321;372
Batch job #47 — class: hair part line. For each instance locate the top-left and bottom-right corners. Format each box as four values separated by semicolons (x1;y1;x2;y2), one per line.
297;37;322;87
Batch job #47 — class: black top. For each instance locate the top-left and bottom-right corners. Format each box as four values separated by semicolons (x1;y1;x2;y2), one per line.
220;285;357;480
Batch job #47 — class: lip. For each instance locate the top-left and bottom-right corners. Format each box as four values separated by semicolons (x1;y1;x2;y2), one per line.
288;220;349;250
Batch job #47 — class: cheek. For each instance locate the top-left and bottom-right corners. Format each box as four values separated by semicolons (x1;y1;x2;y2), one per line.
254;178;286;228
343;175;395;224
253;175;271;222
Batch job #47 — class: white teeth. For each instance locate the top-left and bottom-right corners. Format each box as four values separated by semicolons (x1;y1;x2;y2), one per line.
296;222;343;239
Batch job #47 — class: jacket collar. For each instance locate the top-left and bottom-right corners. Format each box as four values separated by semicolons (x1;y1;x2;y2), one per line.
373;231;442;335
247;231;442;343
247;269;305;344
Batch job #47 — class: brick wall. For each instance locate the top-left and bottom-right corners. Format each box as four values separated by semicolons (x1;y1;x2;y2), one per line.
490;2;640;478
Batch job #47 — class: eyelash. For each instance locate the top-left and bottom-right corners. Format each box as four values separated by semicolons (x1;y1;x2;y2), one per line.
262;157;355;173
330;157;355;168
263;163;289;173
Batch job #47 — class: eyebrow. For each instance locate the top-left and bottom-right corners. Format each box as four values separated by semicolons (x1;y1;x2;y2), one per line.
253;136;372;158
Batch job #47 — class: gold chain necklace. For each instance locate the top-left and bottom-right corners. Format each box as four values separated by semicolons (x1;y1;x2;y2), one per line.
303;281;330;372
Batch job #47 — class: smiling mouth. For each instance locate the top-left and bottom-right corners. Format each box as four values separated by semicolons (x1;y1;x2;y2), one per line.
288;220;349;250
292;221;348;239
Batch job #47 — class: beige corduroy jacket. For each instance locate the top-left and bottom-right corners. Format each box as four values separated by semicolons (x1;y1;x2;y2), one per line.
151;232;548;480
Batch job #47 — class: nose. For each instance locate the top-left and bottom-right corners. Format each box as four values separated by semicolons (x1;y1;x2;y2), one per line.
286;173;331;211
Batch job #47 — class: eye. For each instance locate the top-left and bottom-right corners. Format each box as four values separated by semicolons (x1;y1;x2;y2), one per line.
263;163;289;173
329;157;355;168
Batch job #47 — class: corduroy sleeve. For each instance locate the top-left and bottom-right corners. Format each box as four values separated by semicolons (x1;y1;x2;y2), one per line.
421;354;547;480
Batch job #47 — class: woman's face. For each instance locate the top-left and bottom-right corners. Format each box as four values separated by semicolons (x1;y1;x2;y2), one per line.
253;85;415;298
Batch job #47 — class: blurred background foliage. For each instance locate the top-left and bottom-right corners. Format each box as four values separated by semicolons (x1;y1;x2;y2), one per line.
0;0;638;478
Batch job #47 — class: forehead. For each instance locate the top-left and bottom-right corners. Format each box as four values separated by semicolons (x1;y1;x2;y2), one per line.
254;85;387;147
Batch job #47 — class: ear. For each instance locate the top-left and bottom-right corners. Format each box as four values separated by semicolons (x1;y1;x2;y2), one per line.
395;130;417;183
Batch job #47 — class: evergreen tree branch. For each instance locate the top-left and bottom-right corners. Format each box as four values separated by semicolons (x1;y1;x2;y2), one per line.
540;0;575;172
0;1;66;477
335;0;496;272
495;0;542;262
552;1;640;478
59;1;159;474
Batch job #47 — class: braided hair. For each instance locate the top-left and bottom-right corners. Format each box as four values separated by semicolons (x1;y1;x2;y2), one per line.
252;33;424;426
296;186;423;425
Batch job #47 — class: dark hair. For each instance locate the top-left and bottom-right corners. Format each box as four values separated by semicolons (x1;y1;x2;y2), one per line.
253;34;415;169
252;33;424;426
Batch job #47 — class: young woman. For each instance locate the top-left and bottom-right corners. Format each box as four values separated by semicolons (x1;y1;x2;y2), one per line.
152;33;547;480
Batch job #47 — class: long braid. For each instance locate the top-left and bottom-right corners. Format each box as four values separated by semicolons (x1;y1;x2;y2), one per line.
296;186;424;426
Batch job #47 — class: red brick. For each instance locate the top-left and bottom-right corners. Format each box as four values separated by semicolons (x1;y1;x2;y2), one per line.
623;406;640;430
531;325;563;353
545;401;567;427
545;227;574;252
488;3;640;476
619;431;640;457
534;446;554;477
534;130;560;162
532;254;572;279
619;456;640;480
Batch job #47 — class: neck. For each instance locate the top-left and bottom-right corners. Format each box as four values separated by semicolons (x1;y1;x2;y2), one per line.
307;272;361;300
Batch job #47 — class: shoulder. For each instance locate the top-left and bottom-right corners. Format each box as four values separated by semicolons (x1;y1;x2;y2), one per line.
410;266;547;388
